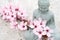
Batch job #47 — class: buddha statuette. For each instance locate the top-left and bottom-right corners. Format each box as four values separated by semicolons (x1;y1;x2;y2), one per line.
33;0;60;40
33;0;55;29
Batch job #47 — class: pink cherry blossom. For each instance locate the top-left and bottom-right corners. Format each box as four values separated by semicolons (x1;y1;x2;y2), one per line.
17;11;27;21
29;18;47;29
10;21;18;29
33;26;53;40
18;21;27;31
28;20;35;28
40;20;47;27
0;4;28;22
29;19;40;29
0;3;28;25
43;26;53;37
33;19;39;26
32;18;53;40
33;25;43;38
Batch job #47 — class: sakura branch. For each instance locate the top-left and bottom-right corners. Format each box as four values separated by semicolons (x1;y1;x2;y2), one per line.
32;18;53;40
0;4;54;40
29;18;47;29
0;4;28;30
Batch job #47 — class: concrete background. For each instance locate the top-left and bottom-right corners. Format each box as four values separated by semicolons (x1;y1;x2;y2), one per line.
0;0;60;40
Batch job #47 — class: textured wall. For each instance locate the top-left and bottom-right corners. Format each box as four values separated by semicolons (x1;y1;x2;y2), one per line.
0;0;60;40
